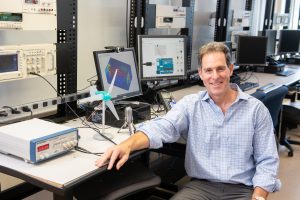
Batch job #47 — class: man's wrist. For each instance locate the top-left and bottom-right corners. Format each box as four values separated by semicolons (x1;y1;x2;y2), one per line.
252;186;268;200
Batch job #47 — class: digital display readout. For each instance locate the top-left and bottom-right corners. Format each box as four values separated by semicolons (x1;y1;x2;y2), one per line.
25;0;39;4
0;13;22;22
37;144;49;152
0;54;18;73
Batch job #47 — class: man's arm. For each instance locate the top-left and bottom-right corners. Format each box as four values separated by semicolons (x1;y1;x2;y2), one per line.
95;131;149;170
252;103;281;194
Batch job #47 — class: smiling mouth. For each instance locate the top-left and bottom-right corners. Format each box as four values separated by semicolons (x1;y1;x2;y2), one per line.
211;82;223;86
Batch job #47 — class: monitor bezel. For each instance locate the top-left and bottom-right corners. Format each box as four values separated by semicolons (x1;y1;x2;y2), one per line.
236;35;268;66
93;48;143;101
138;35;187;81
278;29;300;54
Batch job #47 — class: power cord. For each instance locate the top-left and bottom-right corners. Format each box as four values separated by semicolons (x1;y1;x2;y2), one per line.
2;106;21;114
22;106;33;119
0;111;8;117
74;146;103;156
29;72;117;145
77;74;97;92
142;62;153;66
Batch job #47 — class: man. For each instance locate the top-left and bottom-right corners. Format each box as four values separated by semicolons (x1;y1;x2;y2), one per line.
95;42;281;200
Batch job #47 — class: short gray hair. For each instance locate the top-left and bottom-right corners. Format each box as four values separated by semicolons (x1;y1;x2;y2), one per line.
198;42;231;68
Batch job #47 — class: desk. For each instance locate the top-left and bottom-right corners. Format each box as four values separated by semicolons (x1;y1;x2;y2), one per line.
0;119;132;200
238;65;300;94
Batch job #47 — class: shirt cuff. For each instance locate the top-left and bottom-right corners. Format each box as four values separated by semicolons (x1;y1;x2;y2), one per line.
253;176;281;192
136;123;163;149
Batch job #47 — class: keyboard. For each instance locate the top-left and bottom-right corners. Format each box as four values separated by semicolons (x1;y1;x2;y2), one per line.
256;82;275;91
238;82;259;91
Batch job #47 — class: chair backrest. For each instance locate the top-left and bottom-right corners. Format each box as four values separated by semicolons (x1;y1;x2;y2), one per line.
251;86;288;128
251;91;266;101
261;86;288;127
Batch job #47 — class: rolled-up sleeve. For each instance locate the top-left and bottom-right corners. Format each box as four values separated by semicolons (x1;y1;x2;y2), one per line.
252;104;281;192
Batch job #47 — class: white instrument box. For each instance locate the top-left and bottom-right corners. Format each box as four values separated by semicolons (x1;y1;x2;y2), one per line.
0;118;78;163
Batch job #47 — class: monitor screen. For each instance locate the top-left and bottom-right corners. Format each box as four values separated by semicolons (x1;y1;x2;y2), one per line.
278;29;300;54
138;35;187;81
258;29;277;55
236;35;268;66
93;48;142;101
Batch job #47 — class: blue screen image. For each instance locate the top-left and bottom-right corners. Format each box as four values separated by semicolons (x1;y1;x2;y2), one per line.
105;57;132;91
156;58;174;74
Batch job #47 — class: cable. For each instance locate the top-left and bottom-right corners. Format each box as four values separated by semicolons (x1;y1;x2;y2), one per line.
22;106;33;119
29;72;117;145
77;75;97;92
74;146;103;156
142;62;152;66
2;106;21;114
0;111;8;117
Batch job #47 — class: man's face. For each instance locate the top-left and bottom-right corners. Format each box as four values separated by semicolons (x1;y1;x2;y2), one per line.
198;52;233;98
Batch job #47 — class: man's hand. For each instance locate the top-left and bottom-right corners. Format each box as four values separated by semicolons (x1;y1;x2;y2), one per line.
252;186;269;200
95;131;150;170
95;143;130;170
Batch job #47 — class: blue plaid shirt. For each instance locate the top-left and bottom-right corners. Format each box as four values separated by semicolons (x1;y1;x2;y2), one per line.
137;85;281;192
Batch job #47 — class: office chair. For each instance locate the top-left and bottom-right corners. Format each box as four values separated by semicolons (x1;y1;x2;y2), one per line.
250;91;266;101
280;101;300;157
261;86;289;133
73;160;161;200
251;86;289;146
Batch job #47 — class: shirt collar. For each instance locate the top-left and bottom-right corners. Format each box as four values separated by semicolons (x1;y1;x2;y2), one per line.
201;83;249;102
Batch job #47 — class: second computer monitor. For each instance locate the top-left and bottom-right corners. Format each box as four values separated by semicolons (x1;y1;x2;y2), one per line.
236;35;268;66
278;29;300;54
138;35;187;81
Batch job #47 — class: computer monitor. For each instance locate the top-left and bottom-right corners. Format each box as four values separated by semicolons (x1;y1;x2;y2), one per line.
93;48;142;101
258;29;277;55
278;29;300;54
138;35;187;81
236;35;268;66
